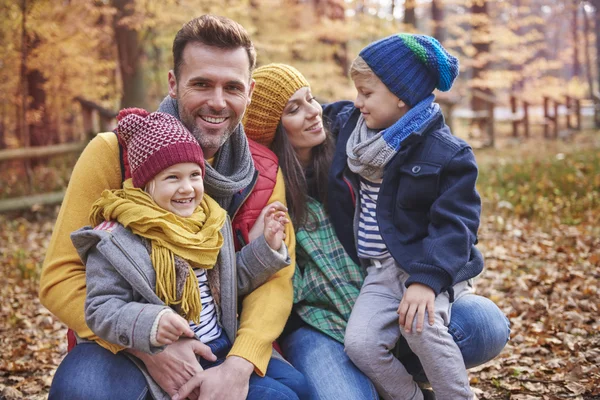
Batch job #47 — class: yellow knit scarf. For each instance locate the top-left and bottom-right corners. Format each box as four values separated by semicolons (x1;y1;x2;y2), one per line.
89;179;226;323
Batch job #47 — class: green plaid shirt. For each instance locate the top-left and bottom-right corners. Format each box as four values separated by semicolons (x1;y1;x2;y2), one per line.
292;198;365;343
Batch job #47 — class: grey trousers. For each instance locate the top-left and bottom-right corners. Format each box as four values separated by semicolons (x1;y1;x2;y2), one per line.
344;258;474;400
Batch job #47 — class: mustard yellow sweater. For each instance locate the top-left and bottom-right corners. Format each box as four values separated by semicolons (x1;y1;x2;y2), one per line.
39;132;295;376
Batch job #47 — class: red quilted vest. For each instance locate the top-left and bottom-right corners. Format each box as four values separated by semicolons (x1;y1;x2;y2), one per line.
67;135;279;351
230;139;279;251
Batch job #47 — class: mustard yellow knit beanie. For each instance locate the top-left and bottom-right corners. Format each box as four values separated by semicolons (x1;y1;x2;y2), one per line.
243;63;309;147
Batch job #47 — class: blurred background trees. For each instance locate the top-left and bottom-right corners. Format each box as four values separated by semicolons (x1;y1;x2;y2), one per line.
1;0;599;149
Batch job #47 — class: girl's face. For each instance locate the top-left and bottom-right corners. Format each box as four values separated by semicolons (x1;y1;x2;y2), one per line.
146;162;204;217
281;87;326;163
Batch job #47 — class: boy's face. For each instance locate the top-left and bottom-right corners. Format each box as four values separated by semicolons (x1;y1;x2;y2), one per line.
148;162;204;217
353;74;406;130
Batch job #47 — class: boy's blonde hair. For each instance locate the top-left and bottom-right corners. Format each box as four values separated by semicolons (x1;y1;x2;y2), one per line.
350;56;376;81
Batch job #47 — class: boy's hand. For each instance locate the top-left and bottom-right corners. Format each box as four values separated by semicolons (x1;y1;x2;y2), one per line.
248;201;288;243
156;312;195;346
264;207;288;251
397;283;435;334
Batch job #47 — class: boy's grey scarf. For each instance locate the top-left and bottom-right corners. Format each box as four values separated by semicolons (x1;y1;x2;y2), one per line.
346;95;438;181
158;96;255;209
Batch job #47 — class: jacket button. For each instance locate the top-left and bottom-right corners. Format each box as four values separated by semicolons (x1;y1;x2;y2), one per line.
119;335;129;345
412;165;421;174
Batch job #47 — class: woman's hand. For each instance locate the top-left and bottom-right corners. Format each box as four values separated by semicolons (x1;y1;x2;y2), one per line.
247;201;288;243
397;283;435;333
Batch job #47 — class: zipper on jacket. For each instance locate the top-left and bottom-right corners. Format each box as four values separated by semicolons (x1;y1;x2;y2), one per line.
222;218;238;336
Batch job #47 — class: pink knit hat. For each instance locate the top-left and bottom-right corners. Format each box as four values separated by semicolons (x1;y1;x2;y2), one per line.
116;108;205;188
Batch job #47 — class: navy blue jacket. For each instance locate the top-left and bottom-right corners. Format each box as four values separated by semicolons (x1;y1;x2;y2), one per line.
323;101;484;299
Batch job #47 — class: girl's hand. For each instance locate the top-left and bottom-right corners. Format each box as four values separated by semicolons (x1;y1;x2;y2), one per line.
397;283;435;333
156;312;195;346
248;201;288;243
263;207;288;251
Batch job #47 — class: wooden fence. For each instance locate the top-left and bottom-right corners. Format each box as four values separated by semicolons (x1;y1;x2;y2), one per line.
0;98;116;212
0;93;595;212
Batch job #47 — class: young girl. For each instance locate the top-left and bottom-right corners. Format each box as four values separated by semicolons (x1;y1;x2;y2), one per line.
72;108;309;400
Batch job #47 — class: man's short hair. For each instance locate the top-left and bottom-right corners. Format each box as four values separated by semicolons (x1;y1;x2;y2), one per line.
172;14;257;79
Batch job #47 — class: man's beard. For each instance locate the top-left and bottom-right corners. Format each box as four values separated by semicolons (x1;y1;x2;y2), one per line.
178;103;240;152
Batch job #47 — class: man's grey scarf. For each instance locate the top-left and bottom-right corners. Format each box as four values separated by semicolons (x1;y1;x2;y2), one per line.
157;96;255;209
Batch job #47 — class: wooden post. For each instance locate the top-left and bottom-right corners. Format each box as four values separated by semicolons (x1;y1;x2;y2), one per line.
81;107;94;139
523;101;530;138
566;95;572;129
487;100;495;147
510;95;519;137
543;96;550;138
575;98;581;130
553;100;559;139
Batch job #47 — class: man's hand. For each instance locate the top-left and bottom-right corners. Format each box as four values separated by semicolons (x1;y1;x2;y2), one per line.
248;201;288;243
173;356;254;400
128;338;216;397
397;283;435;333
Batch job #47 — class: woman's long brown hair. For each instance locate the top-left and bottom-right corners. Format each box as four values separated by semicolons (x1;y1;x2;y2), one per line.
271;122;334;230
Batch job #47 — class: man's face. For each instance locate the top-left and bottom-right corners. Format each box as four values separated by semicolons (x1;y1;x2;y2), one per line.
168;43;254;158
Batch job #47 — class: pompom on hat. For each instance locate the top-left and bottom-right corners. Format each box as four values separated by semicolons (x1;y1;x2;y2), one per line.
116;108;205;188
243;63;309;148
359;33;460;107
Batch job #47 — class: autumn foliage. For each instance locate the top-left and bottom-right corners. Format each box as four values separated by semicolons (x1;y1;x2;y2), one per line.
1;0;600;399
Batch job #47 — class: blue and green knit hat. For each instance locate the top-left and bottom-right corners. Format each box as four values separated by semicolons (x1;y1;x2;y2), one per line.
359;33;459;107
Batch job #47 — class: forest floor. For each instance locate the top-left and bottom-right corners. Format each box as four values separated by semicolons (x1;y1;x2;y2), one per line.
0;131;599;399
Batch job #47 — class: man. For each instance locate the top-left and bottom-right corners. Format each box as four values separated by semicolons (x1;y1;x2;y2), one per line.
41;15;297;400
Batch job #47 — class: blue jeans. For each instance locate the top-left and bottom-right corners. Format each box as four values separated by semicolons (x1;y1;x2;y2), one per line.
281;326;379;400
281;294;510;399
200;332;310;400
49;334;310;400
395;293;511;382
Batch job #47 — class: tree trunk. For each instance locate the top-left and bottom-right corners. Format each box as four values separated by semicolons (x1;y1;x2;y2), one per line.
404;0;416;30
591;0;600;126
27;35;52;148
471;0;492;109
583;3;595;98
19;0;33;185
431;0;445;43
471;0;494;146
19;0;29;150
112;0;146;109
573;1;581;78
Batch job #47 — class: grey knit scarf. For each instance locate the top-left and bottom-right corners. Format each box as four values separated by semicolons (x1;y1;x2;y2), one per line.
346;96;438;180
157;96;255;209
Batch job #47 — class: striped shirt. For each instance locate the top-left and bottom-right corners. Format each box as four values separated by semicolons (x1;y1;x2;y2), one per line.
189;269;222;343
357;177;389;260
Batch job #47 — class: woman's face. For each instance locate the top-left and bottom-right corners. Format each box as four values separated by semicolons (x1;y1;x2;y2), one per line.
281;87;325;160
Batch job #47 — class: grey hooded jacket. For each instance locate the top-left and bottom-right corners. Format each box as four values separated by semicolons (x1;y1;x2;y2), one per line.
70;218;290;399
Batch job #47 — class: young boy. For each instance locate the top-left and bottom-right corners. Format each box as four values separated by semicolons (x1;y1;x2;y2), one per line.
71;109;309;400
326;34;483;399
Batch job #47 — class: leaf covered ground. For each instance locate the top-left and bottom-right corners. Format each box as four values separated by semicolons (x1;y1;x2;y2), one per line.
0;134;599;399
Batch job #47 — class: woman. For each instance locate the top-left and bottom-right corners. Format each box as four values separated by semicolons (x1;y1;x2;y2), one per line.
243;64;510;399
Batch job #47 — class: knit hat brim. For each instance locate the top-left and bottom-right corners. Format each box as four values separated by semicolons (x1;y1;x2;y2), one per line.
243;64;310;147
